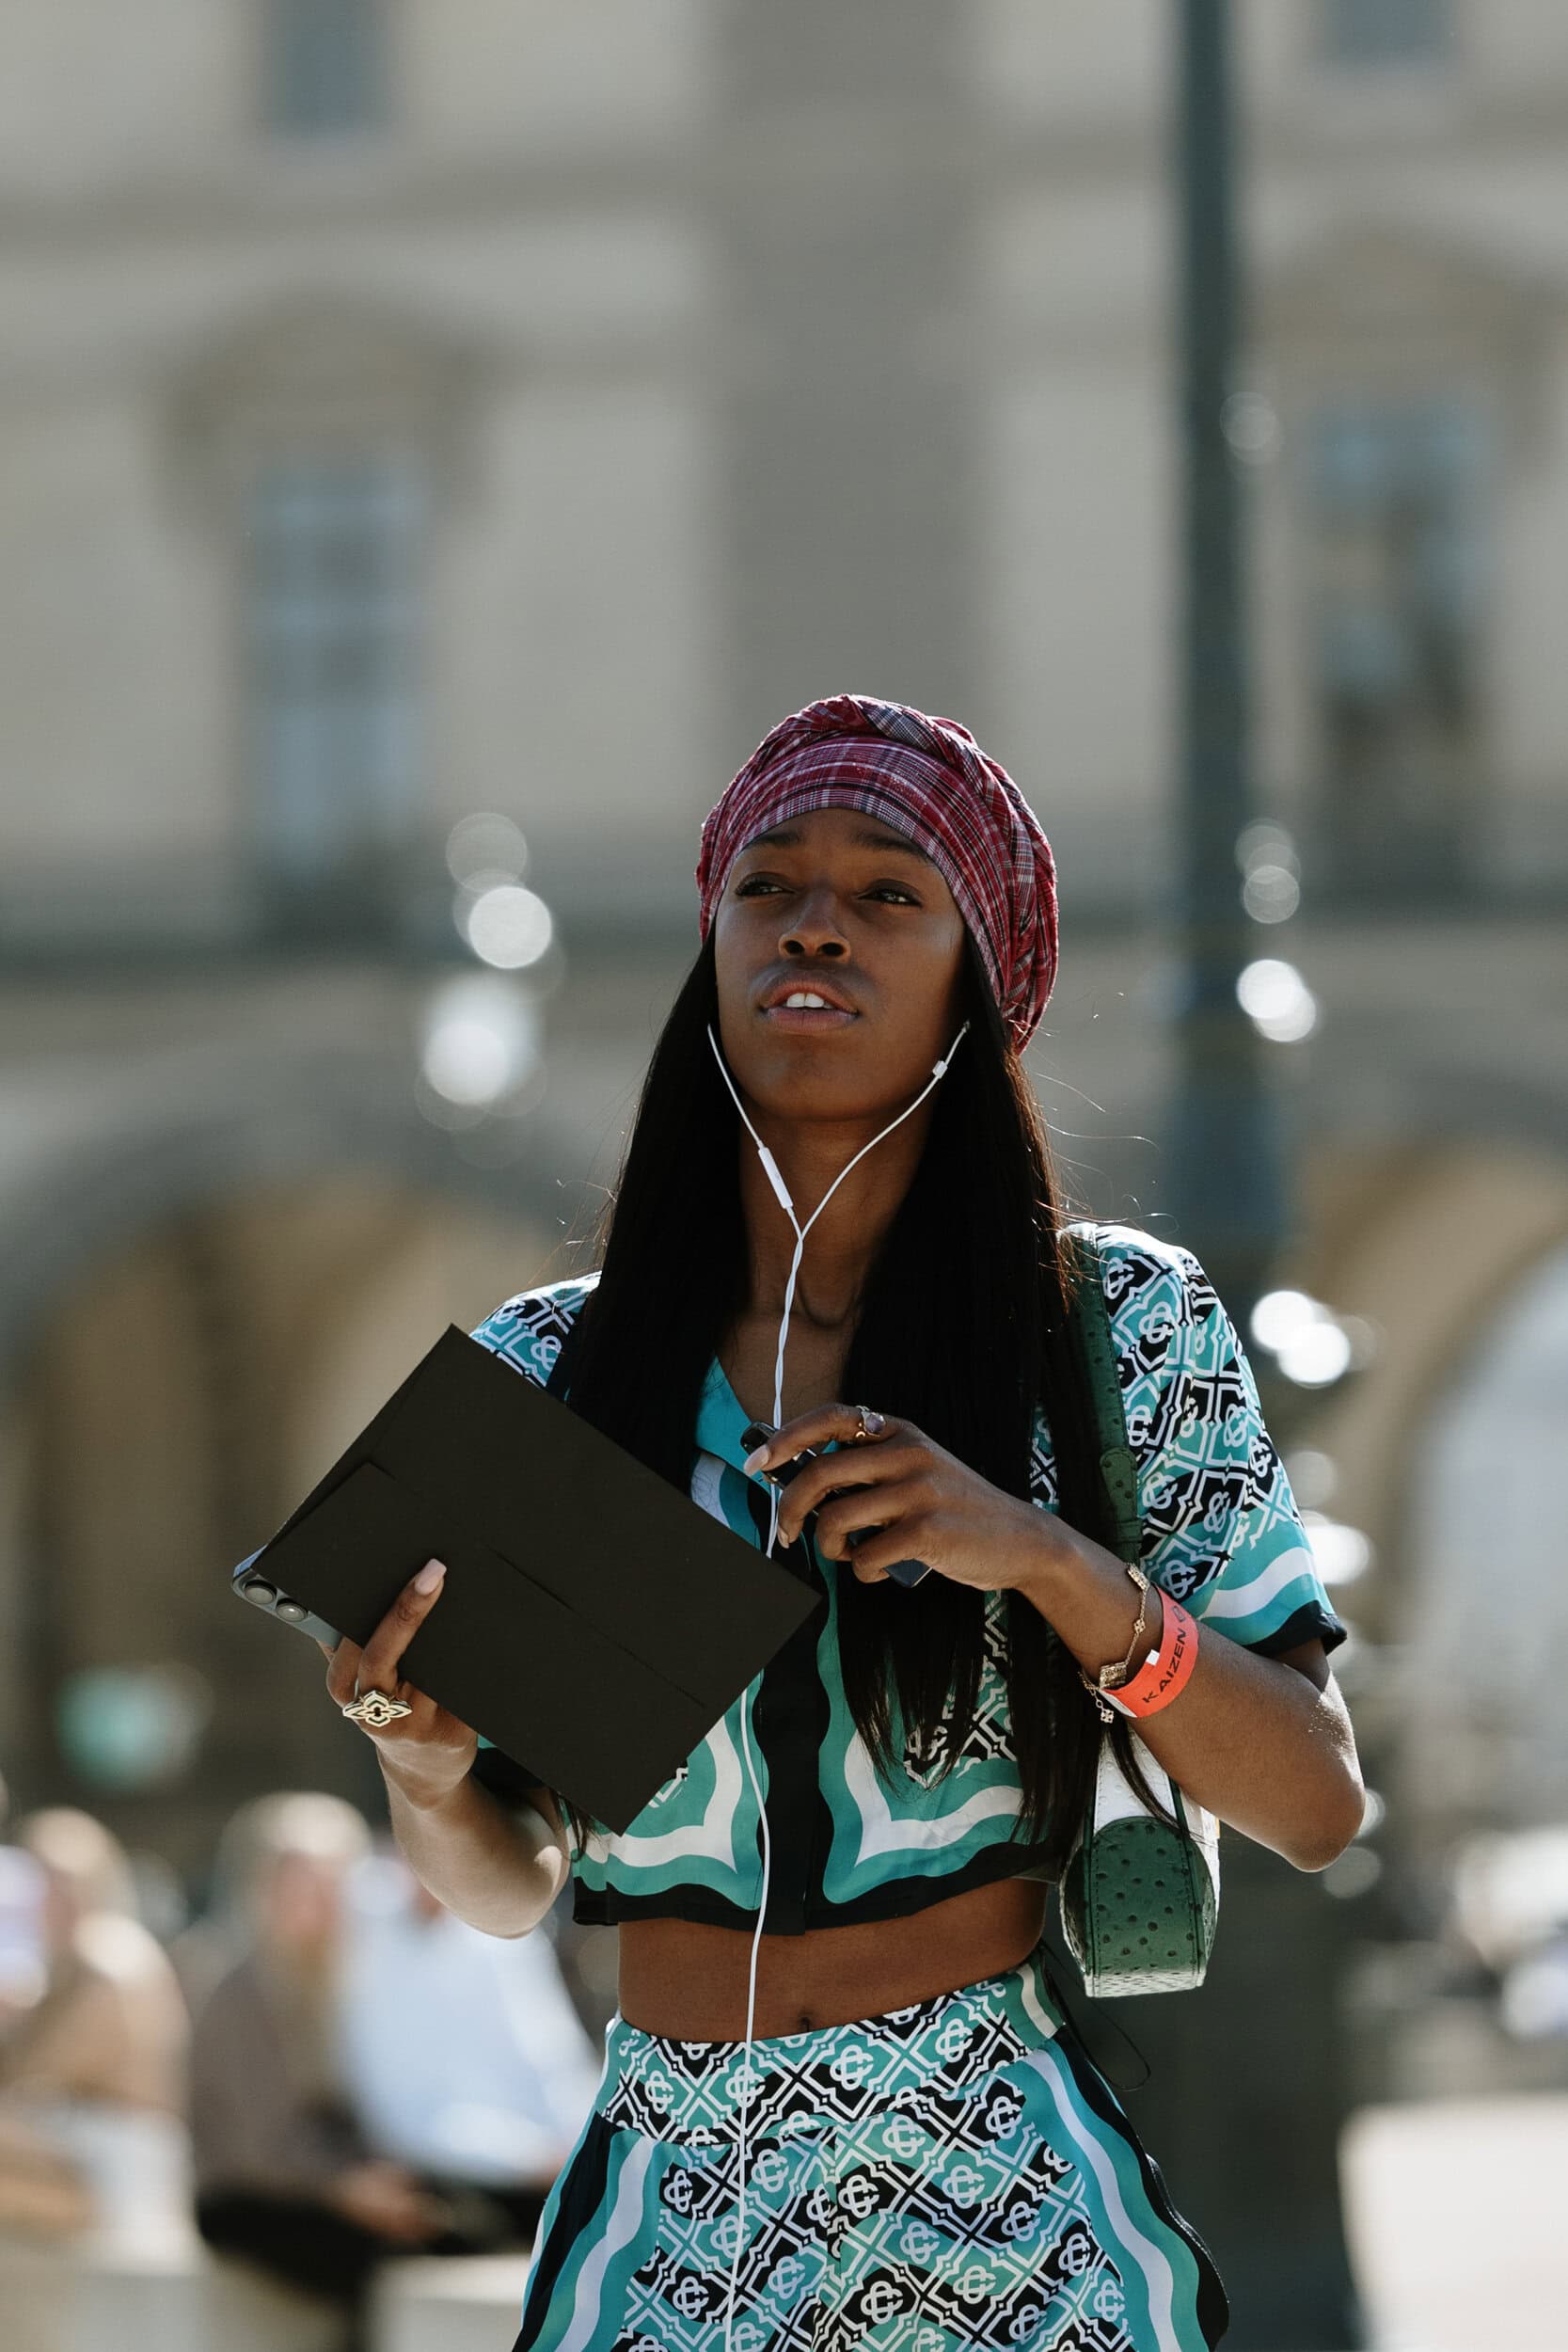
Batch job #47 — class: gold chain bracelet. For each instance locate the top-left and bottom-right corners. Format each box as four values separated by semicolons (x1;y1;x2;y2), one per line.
1078;1563;1155;1724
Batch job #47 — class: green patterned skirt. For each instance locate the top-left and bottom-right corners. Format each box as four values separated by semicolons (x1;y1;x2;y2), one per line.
511;1947;1227;2352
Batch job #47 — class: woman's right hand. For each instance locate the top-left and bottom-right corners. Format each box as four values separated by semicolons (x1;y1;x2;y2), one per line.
319;1561;478;1807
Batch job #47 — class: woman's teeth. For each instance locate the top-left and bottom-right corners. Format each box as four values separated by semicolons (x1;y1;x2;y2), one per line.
784;993;832;1009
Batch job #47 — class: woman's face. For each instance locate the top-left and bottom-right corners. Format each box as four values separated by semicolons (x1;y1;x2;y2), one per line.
712;806;968;1129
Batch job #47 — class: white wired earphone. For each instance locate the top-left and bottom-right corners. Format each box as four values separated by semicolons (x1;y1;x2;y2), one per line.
705;1013;969;2350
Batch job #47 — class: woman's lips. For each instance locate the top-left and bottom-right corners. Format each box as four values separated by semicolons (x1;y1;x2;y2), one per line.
762;1002;860;1032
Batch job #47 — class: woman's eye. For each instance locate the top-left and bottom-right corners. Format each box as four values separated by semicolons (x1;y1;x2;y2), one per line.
733;874;920;905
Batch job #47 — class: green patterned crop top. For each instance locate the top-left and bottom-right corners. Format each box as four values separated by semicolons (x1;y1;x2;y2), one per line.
466;1224;1343;1936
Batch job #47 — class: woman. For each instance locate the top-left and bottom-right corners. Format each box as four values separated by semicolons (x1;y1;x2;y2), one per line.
325;696;1363;2351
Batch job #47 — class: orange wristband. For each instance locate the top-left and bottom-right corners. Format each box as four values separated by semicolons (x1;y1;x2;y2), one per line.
1104;1596;1199;1719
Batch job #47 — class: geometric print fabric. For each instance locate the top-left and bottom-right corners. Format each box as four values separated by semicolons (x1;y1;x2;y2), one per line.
1091;1228;1334;1638
470;1221;1342;1929
513;1951;1224;2352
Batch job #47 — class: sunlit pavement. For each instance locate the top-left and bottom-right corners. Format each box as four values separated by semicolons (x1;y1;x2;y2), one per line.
1341;2095;1567;2351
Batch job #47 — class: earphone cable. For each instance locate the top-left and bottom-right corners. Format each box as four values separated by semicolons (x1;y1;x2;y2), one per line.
706;1017;967;2352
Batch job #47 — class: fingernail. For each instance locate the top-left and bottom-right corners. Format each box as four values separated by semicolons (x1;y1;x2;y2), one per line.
742;1446;768;1476
414;1559;446;1595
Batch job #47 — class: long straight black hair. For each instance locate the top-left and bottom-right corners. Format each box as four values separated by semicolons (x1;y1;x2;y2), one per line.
562;932;1134;1880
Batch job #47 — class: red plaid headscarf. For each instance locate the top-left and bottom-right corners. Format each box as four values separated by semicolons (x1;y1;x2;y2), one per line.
696;694;1058;1051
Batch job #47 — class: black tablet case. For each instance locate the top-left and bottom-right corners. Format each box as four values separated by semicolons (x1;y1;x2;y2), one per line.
243;1327;816;1832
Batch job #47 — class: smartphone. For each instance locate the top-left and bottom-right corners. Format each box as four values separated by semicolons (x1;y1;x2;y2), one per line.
741;1424;932;1587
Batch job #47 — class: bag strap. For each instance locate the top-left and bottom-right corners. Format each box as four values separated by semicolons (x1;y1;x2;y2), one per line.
1059;1224;1143;1568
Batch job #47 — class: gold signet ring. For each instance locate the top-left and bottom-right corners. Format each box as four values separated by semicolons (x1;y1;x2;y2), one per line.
341;1690;413;1729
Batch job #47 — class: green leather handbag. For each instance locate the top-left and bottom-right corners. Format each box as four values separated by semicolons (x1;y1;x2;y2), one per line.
1052;1226;1221;1998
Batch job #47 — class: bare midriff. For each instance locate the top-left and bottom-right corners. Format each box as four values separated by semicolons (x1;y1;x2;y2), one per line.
618;1873;1049;2042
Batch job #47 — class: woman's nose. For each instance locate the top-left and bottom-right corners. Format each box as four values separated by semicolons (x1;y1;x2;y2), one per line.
781;892;849;959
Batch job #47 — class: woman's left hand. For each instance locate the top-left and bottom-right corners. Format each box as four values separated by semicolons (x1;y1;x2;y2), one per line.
745;1403;1062;1594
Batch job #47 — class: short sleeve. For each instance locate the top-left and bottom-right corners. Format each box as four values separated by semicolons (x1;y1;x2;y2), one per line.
1100;1228;1346;1659
468;1273;597;1390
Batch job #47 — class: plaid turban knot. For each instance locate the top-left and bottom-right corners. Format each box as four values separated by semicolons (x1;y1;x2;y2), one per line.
696;694;1059;1052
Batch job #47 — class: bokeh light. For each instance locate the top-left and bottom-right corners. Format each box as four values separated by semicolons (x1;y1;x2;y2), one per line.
1253;1288;1357;1387
1252;1288;1320;1351
462;883;554;971
1221;389;1282;465
1283;1446;1338;1509
419;973;541;1111
1234;819;1299;876
1279;1319;1354;1387
1242;862;1302;923
1322;1846;1384;1900
1237;956;1319;1041
446;812;529;889
55;1665;214;1792
1303;1512;1374;1586
1356;1790;1387;1840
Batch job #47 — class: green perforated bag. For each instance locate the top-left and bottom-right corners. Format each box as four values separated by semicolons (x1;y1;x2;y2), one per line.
1060;1735;1220;1997
1053;1226;1221;1998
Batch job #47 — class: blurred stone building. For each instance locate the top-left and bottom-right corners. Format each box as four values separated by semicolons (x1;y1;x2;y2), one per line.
1;0;1565;2049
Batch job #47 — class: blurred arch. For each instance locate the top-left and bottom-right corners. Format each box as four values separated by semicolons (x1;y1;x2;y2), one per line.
0;1052;577;1869
1300;1132;1568;1919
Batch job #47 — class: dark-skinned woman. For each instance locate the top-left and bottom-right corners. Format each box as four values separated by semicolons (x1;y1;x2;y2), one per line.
323;695;1363;2352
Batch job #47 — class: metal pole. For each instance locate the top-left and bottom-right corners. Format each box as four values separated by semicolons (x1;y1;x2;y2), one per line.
1166;0;1285;1316
1103;8;1360;2343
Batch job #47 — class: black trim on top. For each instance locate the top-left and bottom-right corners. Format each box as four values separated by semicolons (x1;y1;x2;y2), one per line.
1243;1600;1347;1660
569;1829;1056;1936
746;1486;832;1935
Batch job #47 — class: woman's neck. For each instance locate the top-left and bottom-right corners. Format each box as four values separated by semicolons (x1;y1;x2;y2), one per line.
736;1108;931;1330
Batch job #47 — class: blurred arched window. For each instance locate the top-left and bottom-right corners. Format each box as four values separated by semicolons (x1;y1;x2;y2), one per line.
264;0;387;137
1307;398;1490;901
1316;0;1454;70
246;450;426;935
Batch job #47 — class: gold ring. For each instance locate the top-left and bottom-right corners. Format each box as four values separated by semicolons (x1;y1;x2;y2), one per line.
341;1690;413;1729
850;1406;887;1442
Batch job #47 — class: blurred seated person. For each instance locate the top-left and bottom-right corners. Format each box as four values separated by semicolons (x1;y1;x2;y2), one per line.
191;1792;442;2315
0;1806;189;2241
193;1792;557;2332
341;1848;600;2246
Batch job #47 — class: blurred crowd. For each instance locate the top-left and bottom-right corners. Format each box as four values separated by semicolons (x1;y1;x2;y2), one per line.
0;1771;600;2336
